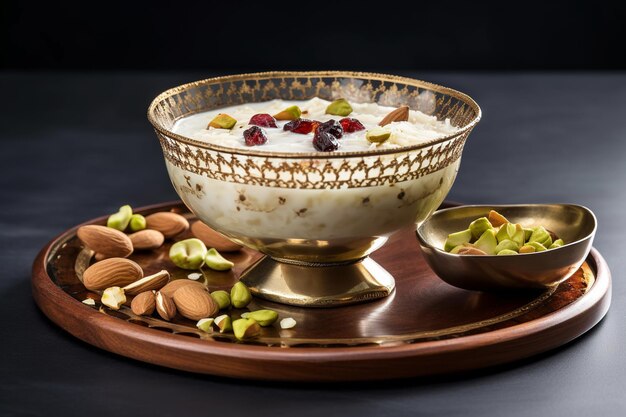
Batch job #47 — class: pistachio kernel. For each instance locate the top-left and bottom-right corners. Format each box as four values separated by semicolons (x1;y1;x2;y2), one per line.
243;309;278;327
210;290;231;310
169;238;208;270
469;217;493;240
273;105;302;121
474;229;498;255
128;214;146;232
208;113;237;129
233;318;261;340
107;205;133;231
325;98;353;117
444;229;473;252
230;281;252;308
365;127;391;144
196;318;214;333
204;248;234;271
214;314;232;333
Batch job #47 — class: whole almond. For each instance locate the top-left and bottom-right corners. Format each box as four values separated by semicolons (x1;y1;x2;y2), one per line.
123;270;170;296
191;221;242;252
173;285;219;321
77;225;133;258
159;279;206;298
128;229;165;250
155;291;176;321
145;212;189;238
131;291;156;316
82;258;143;291
379;105;409;126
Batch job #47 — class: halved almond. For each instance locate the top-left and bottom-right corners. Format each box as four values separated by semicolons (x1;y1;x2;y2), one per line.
123;270;170;296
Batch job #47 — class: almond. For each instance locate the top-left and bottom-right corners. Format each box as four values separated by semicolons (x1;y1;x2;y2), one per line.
77;225;133;258
131;291;156;316
191;221;242;252
159;279;206;298
173;284;219;321
145;212;189;238
155;291;176;321
82;258;143;291
378;105;409;126
123;270;170;296
128;229;165;250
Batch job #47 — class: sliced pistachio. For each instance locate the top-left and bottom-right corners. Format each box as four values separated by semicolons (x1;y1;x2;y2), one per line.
444;229;473;252
280;317;297;329
273;105;301;121
107;205;133;231
210;290;231;310
526;241;547;252
233;318;261;340
208;113;237;129
497;249;518;256
495;239;519;253
243;309;278;327
214;314;232;333
169;238;208;270
101;287;126;310
230;281;252;308
469;217;493;240
365;127;391;144
474;229;498;255
549;238;565;249
529;226;552;248
196;318;214;333
488;210;509;227
129;214;146;232
325;98;353;116
204;248;234;271
519;244;536;254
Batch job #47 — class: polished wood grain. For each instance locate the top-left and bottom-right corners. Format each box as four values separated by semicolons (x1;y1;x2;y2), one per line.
31;201;611;381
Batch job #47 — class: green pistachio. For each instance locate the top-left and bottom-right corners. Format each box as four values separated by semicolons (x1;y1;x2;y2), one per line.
214;314;232;333
242;309;278;327
365;127;391;144
549;239;565;249
273;105;302;121
474;229;498;255
496;223;525;247
519;244;536;254
208;113;237;129
444;229;473;252
497;249;518;256
169;238;208;270
128;214;146;232
526;241;547;252
495;239;519;253
230;281;252;308
107;205;133;231
196;318;214;333
233;318;261;340
524;228;534;242
325;98;353;116
529;226;553;247
210;290;231;310
469;217;493;240
204;248;234;271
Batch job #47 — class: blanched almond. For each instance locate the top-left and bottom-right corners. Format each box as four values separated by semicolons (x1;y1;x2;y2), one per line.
77;225;133;258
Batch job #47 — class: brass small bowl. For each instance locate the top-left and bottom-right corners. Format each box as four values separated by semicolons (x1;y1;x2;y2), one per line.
416;204;597;291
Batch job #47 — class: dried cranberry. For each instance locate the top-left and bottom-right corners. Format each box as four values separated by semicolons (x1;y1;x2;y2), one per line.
316;119;343;139
249;114;277;128
313;130;339;152
339;117;365;133
283;118;319;134
243;126;268;146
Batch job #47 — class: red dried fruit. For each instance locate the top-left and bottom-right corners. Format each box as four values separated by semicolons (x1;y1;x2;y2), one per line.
339;117;365;133
313;130;339;152
243;126;268;146
249;114;277;128
316;119;343;139
283;119;319;134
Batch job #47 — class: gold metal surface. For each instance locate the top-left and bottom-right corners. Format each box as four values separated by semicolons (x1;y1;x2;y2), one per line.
239;256;395;307
416;204;597;291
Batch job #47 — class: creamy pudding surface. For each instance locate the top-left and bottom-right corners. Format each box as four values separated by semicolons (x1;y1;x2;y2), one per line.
173;98;459;153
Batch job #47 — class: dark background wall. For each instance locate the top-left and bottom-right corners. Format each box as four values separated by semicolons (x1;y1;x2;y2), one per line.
2;0;625;71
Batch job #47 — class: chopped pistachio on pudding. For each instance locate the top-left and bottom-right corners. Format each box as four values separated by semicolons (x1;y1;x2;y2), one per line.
172;98;459;153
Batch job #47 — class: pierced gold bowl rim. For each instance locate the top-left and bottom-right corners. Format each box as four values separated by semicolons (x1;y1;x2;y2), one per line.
147;71;482;159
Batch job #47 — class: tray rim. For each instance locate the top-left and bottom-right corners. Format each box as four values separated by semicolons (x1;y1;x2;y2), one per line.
31;201;612;381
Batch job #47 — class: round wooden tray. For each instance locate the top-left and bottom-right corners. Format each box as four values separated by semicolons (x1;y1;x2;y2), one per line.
32;201;612;381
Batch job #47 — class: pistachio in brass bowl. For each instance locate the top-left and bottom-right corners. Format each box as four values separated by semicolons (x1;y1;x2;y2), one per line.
416;204;597;291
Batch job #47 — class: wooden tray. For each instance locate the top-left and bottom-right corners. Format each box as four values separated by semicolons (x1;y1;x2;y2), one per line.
31;201;612;381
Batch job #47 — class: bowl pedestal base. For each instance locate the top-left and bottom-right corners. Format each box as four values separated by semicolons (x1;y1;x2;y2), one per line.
239;256;395;307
